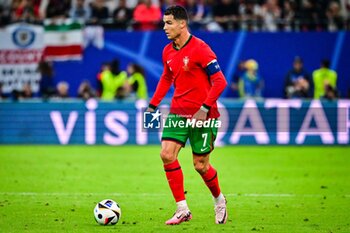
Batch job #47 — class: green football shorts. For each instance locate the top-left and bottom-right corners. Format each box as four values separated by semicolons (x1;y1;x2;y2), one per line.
161;113;219;155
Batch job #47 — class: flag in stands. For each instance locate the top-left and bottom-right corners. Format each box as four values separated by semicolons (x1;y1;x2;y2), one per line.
43;19;83;61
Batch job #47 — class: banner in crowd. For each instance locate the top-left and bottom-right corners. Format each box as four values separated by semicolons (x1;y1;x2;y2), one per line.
43;19;83;61
0;99;349;145
0;23;43;95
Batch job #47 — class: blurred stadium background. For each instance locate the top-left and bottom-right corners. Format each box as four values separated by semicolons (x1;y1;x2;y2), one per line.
0;0;349;145
0;0;350;232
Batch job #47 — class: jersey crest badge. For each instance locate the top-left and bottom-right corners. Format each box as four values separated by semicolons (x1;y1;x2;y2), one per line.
183;56;190;71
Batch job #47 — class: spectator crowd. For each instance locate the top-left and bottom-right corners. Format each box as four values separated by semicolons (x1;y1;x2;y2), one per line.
0;55;343;101
0;0;348;101
0;0;349;31
16;58;148;101
230;57;340;100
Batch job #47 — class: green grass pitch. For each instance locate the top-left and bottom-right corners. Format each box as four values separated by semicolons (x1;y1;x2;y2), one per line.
0;145;349;233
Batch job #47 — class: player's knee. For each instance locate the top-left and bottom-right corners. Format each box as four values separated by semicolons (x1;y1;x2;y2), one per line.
193;160;209;174
160;148;176;164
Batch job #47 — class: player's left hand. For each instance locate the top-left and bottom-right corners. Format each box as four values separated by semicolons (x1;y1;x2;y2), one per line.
192;109;207;122
146;107;155;112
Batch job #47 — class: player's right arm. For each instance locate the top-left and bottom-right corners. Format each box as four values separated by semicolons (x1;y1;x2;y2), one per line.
148;52;173;111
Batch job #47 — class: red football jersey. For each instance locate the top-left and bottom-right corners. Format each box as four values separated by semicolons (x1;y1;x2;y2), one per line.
149;35;227;118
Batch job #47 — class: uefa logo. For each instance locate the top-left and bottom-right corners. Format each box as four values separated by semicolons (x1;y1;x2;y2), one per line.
143;110;162;129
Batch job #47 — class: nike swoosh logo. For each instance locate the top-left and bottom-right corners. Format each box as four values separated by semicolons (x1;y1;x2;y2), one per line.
201;147;208;152
176;215;182;219
219;210;227;224
167;60;172;64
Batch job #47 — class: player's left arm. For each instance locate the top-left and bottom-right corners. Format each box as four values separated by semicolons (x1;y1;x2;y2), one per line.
193;44;227;120
203;59;227;107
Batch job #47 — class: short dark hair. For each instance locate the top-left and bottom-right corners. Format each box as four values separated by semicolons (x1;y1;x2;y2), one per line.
321;59;330;68
110;59;121;75
164;5;189;23
130;63;145;76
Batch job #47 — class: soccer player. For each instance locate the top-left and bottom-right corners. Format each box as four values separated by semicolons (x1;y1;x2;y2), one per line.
146;6;228;225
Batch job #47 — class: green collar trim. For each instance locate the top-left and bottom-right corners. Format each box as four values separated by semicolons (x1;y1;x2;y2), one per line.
173;35;193;51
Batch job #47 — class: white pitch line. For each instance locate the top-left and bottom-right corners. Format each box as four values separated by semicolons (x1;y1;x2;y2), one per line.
0;192;349;198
